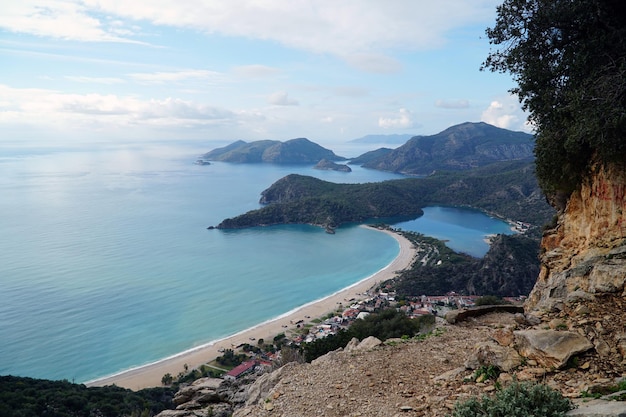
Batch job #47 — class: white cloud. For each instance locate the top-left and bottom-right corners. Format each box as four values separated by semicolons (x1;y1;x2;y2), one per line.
65;76;125;84
481;94;533;132
435;99;469;109
268;91;299;106
0;1;499;60
129;70;223;84
0;84;235;129
0;1;142;42
378;108;414;129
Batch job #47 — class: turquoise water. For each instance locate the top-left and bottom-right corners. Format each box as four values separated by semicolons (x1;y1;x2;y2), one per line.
394;206;515;257
0;144;512;383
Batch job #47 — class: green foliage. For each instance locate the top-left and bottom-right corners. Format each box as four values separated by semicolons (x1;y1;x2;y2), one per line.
472;365;501;382
218;160;554;230
302;309;434;362
483;0;626;198
450;381;572;417
0;375;174;417
215;348;247;367
393;232;540;297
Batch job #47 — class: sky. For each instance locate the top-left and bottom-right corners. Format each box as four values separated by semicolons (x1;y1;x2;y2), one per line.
0;0;532;149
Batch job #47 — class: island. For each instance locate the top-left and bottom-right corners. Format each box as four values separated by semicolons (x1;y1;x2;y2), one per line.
313;158;351;172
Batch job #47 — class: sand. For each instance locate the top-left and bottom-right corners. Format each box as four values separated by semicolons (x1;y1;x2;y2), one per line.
86;226;416;390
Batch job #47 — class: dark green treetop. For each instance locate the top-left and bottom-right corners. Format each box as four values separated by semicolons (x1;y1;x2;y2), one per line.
483;0;626;201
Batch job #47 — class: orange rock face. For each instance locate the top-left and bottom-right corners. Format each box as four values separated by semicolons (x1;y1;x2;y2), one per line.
527;161;626;312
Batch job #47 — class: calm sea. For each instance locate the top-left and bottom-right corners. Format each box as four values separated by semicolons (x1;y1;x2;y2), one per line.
0;143;513;383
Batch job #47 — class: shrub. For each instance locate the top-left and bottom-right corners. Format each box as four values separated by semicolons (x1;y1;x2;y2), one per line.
450;381;572;417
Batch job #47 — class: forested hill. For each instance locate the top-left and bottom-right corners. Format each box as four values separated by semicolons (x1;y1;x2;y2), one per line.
201;138;345;164
361;122;534;175
215;160;554;231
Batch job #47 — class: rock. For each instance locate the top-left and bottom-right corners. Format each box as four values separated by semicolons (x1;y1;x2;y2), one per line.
433;367;466;382
345;336;383;353
514;329;594;369
344;337;361;353
492;327;515;347
239;362;298;408
465;341;523;372
594;338;612;357
567;399;626;416
566;290;596;304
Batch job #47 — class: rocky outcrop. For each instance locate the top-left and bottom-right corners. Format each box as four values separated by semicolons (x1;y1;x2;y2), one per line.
527;160;626;312
514;329;594;369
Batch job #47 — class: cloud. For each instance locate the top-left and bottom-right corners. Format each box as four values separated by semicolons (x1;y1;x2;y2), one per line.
378;108;414;129
481;95;533;132
0;1;499;58
0;84;235;129
128;70;223;84
65;76;125;84
268;91;299;106
435;99;469;109
0;1;143;43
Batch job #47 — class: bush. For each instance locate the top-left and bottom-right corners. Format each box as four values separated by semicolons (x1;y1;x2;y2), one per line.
450;381;572;417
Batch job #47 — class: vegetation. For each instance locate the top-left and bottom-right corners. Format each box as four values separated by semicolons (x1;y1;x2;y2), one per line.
483;0;626;199
217;160;553;231
450;381;572;417
0;375;174;417
302;309;435;362
391;232;540;297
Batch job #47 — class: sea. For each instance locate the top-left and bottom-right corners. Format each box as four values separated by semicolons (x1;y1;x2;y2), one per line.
0;142;514;383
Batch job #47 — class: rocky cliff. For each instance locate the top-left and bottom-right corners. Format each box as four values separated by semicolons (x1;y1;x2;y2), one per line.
527;160;626;312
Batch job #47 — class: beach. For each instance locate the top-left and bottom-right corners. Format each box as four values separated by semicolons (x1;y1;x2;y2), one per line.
87;226;416;390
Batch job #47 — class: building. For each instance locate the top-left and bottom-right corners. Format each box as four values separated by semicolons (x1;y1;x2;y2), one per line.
223;360;257;382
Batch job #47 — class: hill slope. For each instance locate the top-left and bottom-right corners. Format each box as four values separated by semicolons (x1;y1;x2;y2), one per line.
202;138;345;164
215;161;553;230
361;122;534;175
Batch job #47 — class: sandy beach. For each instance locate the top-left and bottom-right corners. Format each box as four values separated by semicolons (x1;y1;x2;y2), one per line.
87;226;416;390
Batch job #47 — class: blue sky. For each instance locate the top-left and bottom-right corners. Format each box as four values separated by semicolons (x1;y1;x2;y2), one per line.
0;1;531;148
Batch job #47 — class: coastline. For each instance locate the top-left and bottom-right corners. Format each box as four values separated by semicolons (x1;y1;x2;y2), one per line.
87;226;416;390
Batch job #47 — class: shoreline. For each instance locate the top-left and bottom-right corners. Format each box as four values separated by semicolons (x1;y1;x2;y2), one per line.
87;226;416;390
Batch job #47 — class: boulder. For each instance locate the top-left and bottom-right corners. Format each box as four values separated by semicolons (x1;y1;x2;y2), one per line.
514;329;593;369
465;341;523;372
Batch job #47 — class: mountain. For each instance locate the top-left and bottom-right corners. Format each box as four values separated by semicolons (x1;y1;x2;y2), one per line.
347;148;393;165
349;133;415;145
215;160;553;231
361;122;534;175
201;138;345;164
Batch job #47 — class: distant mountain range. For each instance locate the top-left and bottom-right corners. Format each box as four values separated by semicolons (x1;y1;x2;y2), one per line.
201;138;345;164
201;122;535;173
361;122;535;175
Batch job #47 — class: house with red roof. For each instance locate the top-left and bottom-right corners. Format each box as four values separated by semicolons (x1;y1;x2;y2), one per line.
223;360;257;382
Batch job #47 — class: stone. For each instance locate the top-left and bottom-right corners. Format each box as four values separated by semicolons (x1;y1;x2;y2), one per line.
353;336;383;352
567;399;626;416
465;341;523;372
433;366;466;382
514;329;594;369
566;290;596;304
594;338;612;358
492;327;515;347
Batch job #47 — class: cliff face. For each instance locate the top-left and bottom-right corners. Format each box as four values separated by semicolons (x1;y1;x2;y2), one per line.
527;161;626;312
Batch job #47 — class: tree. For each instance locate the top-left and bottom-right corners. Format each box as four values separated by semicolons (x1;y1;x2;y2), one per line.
482;0;626;201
